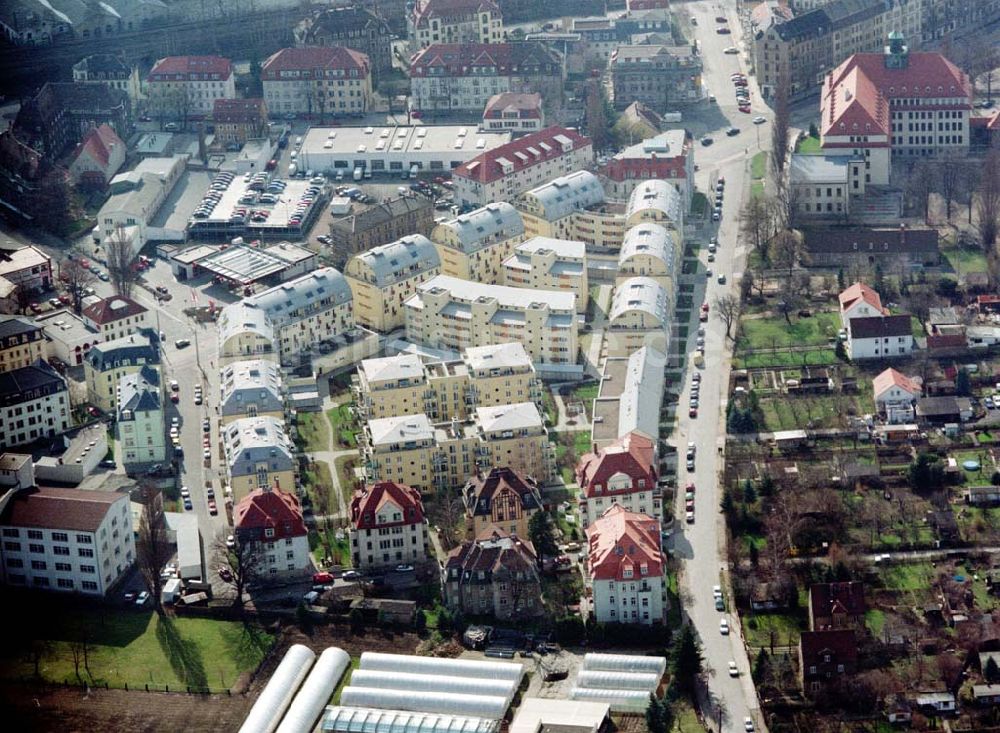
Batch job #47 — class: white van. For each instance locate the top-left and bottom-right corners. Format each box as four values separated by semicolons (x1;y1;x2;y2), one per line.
336;169;344;181
353;167;363;181
288;163;297;177
289;150;297;161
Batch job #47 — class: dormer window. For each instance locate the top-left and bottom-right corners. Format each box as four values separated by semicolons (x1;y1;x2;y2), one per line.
265;528;274;538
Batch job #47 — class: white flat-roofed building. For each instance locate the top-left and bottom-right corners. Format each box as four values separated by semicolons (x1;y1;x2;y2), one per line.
404;275;578;366
517;170;606;240
789;154;854;220
617;224;677;303
624;179;684;230
35;310;100;367
222;416;295;502
117;365;166;467
502;237;588;313
0;244;52;293
344;234;441;332
217;301;276;366
607;277;670;357
432;202;525;284
220;359;284;424
297;125;512;178
0;486;134;596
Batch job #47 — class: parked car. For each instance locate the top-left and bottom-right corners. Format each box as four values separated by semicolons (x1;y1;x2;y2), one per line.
313;572;334;584
720;619;730;634
395;564;414;573
136;591;150;606
218;566;233;582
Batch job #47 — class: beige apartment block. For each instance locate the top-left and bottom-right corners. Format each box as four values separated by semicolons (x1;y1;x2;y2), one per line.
503;237;588;313
617;223;678;305
517;170;606;240
404;275;577;366
432;202;525;284
344;234;441;332
607;277;671;358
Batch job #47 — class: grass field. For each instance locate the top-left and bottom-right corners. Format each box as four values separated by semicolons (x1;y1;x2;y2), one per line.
751;151;767;179
750;180;765;199
739;311;839;351
942;244;989;276
327;404;358;448
742;613;803;648
759;394;854;431
295;412;330;453
334;454;360;504
735;348;838;369
0;610;273;691
303;459;336;514
795;135;822;154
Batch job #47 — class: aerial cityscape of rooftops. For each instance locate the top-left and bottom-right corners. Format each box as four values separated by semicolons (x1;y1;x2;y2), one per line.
2;0;1000;730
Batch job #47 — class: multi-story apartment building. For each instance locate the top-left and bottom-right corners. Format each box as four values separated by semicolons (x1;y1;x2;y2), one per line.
218;302;277;366
405;275;578;366
344;234;441;332
0;244;52;294
576;432;660;528
84;333;158;413
501;237;588;314
81;296;149;344
408;0;503;53
355;341;542;422
221;268;354;365
625;178;684;232
617;224;677;303
607;277;671;357
212;99;269;146
222;416;296;502
442;527;542;619
516;170;606;240
600;131;694;203
349;481;429;570
481;92;544;134
0;317;46;373
452;126;593;208
585;503;665;625
72;54;143;104
432;202;526;283
361;401;553;492
610;44;703;112
462;466;542;539
262;46;373;118
0;360;70;448
0;485;134;596
146;56;236;118
117;365;166;467
68;124;126;187
233;485;311;578
329;195;434;257
294;6;394;78
819;36;972;182
408;42;561;115
220;359;284;425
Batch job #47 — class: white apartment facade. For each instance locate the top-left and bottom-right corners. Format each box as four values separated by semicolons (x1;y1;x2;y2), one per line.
502;237;588;314
147;55;236;117
0;360;70;448
432;202;526;284
117;366;166;466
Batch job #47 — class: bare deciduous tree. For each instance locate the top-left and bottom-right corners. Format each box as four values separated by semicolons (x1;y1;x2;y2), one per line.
135;484;171;613
768;229;801;280
937;156;962;222
975;150;1000;250
61;252;97;314
770;73;791;182
213;530;264;609
740;195;779;263
713;293;740;340
105;225;140;300
907;162;936;222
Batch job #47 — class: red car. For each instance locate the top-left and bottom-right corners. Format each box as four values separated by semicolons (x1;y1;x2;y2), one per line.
689;407;698;418
312;572;334;584
208;500;218;515
170;393;179;403
217;566;232;582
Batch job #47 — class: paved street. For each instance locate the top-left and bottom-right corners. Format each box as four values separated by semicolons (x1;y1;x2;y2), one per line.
669;3;770;732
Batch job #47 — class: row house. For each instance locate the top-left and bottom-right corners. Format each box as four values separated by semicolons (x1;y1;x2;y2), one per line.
349;481;429;570
610;44;703;112
72;54;142;105
262;46;373;118
408;42;562;115
442;526;541;619
233;485;311;578
354;341;542;422
117;365;166;467
294;6;394;77
501;237;588;314
451;126;593;208
607;277;671;358
0;317;46;373
576;432;660;528
408;0;504;53
0;359;70;448
432;202;526;283
617;223;678;304
329;195;434;257
146;56;236;118
404;275;578;366
84;333;158;413
219;359;284;425
343;234;441;332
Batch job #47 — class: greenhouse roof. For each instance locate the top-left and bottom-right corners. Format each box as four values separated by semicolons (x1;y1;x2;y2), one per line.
321;707;499;733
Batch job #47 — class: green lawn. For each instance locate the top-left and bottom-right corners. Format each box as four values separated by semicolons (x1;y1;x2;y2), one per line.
296;412;330;453
335;454;360;505
691;191;709;218
734;348;838;369
302;459;337;515
739;311;840;351
573;430;592;458
750;180;765;199
742;613;803;648
672;701;707;732
759;394;854;431
751;151;767;179
327;404;358;448
331;656;360;704
865;609;886;636
0;609;273;691
942;245;989;276
795;135;822;154
879;561;936;591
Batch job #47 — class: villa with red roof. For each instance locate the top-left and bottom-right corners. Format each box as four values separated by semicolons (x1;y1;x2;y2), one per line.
68;124;125;188
819;34;972;186
147;56;236;116
233;484;311;577
481;92;544;134
82;296;149;342
408;0;503;53
452;125;593;207
873;367;921;423
576;432;660;527
262;47;372;117
349;481;428;570
585;503;666;625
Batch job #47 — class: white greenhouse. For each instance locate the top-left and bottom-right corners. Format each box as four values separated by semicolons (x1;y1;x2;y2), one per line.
275;647;352;733
569;687;652;713
358;652;523;682
576;670;660;692
348;670;518;703
582;653;667;677
239;644;316;733
320;707;499;733
340;687;510;719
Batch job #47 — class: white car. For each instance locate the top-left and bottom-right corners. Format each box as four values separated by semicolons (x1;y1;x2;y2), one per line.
729;661;739;677
203;448;212;460
720;619;730;635
744;719;755;732
753;116;767;125
180;486;190;498
724;46;738;54
713;585;723;598
226;534;235;549
685;510;695;524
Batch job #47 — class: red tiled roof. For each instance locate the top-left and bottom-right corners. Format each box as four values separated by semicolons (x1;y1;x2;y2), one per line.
809;582;866;629
351;481;425;530
213;98;268;124
148;56;233;81
453;125;591;185
444;525;537;577
585;503;662;582
483;92;542;120
413;0;499;27
261;46;370;79
234;486;307;539
838;282;886;315
987;111;1000;132
409;42;559;77
821;65;888;138
873;368;920;399
73;124;123;170
82;296;147;325
2;486;123;533
463;467;541;518
800;629;858;668
576;431;656;498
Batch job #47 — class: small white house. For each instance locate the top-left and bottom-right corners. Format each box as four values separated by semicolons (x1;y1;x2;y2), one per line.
873;368;921;424
847;315;914;361
838;282;886;328
915;692;956;714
